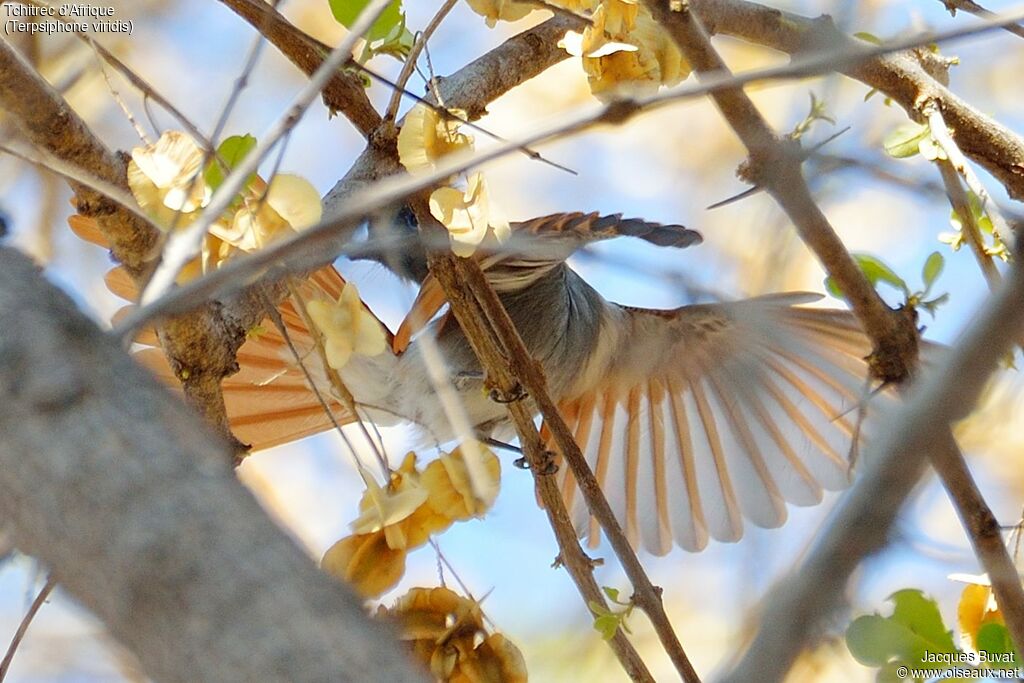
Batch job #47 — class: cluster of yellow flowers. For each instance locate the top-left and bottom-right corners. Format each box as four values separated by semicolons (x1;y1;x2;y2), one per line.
321;444;501;598
397;104;510;257
466;0;689;99
126;131;322;281
379;587;527;683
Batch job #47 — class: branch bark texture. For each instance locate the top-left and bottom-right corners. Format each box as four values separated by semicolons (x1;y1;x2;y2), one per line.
690;0;1024;201
0;245;424;683
0;37;269;452
720;259;1024;683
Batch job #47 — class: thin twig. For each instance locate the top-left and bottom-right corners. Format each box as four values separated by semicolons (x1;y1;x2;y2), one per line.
925;104;1013;249
260;286;380;478
931;431;1024;651
414;227;657;682
0;143;158;230
722;259;1024;682
139;0;396;306
284;281;391;479
84;36;211;149
939;0;1024;40
120;6;1024;334
384;0;458;122
0;576;55;682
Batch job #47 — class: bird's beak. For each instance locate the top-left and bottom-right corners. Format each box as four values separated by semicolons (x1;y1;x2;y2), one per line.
393;274;447;354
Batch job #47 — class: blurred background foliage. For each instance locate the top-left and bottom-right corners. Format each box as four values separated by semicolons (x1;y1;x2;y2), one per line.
2;0;1024;680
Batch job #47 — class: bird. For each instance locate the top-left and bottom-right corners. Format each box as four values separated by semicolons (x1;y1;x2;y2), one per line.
78;208;883;556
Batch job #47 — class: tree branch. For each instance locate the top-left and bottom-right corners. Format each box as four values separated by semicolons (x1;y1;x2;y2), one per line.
648;1;1024;674
690;0;1024;202
721;256;1024;682
410;208;658;682
0;245;425;683
0;36;262;453
939;0;1024;41
216;0;382;138
931;432;1024;651
645;0;917;381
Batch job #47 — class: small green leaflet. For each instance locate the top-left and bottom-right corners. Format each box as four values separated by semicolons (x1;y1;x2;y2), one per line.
846;589;958;675
328;0;413;61
883;122;931;159
205;134;257;191
826;253;908;298
922;251;944;291
329;0;402;43
854;31;882;45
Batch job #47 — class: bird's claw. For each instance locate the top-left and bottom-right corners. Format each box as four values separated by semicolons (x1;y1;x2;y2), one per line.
513;450;558;475
489;383;527;404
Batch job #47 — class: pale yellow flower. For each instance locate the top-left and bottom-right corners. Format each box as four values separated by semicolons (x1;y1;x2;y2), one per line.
127;131;211;227
397;103;473;175
213;174;322;252
306;282;387;369
568;3;690;100
429;173;510;257
602;0;639;34
464;0;533;28
549;0;596;10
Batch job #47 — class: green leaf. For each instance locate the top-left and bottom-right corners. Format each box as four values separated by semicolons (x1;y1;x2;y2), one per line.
846;590;959;675
854;253;910;295
854;31;882;45
922;252;944;291
205;134;257;190
884;122;930;159
920;292;950;318
824;275;844;298
889;589;956;652
329;0;404;44
602;587;620;603
977;623;1018;668
847;615;922;667
826;254;908;299
593;614;620;640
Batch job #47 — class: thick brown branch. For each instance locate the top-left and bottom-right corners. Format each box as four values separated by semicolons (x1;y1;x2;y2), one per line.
0;39;157;274
721;257;1024;682
216;0;382;137
0;246;424;683
689;0;1024;202
454;256;702;683
0;37;260;452
649;1;1024;675
645;0;917;382
406;201;657;683
931;432;1024;651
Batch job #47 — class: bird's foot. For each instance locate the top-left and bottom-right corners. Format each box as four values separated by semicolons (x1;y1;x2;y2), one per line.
489;382;528;404
513;449;558;475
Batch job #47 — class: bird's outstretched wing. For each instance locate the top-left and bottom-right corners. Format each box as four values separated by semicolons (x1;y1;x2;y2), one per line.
70;214;369;451
541;294;884;555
